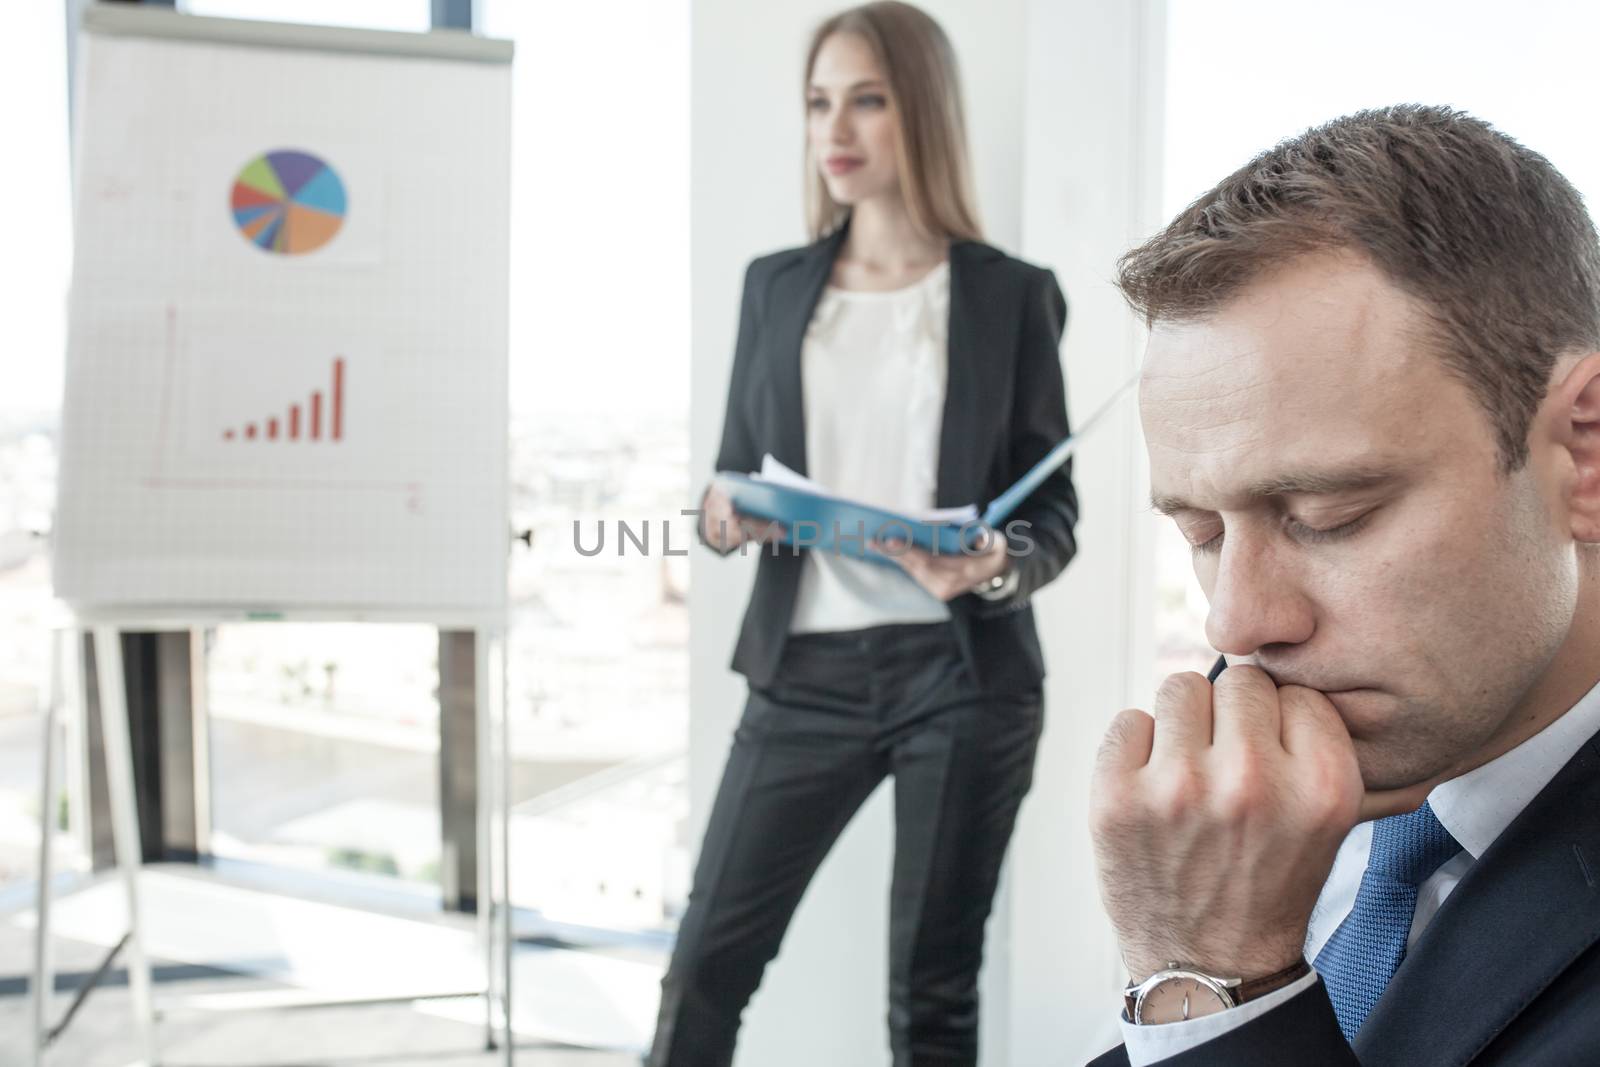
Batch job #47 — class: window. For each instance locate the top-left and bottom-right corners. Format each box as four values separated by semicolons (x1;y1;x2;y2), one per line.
180;0;430;33
0;0;74;897
479;0;692;932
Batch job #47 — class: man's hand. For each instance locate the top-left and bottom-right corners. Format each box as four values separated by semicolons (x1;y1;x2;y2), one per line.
1089;666;1428;984
874;528;1010;602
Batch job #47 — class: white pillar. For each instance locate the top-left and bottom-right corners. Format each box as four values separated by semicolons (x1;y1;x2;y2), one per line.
1009;0;1166;1060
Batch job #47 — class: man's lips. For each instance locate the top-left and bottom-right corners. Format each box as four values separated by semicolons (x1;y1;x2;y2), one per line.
1218;659;1389;709
1246;664;1372;695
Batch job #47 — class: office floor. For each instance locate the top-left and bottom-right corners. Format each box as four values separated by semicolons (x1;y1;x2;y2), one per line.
0;923;640;1067
0;870;650;1067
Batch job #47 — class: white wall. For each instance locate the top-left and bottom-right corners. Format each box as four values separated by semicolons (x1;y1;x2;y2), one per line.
1011;1;1166;1060
688;2;1163;1062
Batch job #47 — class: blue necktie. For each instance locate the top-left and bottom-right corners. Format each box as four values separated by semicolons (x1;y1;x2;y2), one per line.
1313;801;1461;1042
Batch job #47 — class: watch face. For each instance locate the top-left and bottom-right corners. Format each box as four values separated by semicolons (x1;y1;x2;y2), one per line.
1138;976;1232;1024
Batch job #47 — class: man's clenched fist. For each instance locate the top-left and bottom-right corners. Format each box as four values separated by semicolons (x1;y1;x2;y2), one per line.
1088;666;1367;984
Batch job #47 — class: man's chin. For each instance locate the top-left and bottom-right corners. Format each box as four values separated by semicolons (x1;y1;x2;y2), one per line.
1351;730;1459;795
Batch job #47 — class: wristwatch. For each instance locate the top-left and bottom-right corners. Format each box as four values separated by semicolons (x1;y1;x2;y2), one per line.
1123;959;1310;1025
973;562;1020;601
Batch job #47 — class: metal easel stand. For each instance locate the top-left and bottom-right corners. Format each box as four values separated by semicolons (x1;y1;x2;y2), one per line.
30;618;514;1067
30;626;158;1067
476;622;514;1063
30;625;63;1067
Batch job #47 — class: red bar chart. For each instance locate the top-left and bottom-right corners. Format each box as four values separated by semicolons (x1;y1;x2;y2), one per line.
223;357;346;443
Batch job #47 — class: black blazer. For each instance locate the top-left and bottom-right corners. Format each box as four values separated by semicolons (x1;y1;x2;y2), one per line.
1088;719;1600;1066
708;222;1079;692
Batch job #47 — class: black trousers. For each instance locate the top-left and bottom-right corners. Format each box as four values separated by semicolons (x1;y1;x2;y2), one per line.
649;621;1044;1067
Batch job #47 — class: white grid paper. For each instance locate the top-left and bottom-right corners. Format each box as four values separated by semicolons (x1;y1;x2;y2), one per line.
55;29;511;616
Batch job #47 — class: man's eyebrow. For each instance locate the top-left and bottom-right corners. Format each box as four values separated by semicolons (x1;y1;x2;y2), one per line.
1150;467;1399;516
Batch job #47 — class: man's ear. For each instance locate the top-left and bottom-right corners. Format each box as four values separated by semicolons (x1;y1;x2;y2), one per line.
1556;353;1600;544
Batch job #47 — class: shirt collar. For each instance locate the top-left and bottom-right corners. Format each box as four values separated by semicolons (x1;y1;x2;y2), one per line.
1428;676;1600;859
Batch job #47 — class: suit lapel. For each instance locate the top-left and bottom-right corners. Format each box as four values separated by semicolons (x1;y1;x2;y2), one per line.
767;225;849;477
937;240;1009;508
1355;726;1600;1065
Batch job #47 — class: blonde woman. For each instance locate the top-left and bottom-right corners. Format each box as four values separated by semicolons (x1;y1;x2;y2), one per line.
650;4;1079;1064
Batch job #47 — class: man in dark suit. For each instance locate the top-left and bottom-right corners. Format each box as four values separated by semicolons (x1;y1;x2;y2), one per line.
1086;105;1600;1065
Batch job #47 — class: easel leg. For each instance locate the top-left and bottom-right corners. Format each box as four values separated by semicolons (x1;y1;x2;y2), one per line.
31;632;62;1067
472;625;497;1050
495;627;513;1067
476;625;514;1065
92;626;159;1067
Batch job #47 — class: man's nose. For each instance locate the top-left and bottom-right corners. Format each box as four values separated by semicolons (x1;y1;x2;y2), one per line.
1203;534;1315;657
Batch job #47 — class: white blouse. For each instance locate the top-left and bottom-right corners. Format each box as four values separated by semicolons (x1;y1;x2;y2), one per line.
788;260;953;635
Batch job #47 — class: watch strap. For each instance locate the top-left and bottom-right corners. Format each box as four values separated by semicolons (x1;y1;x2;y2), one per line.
973;564;1019;601
1232;958;1312;1003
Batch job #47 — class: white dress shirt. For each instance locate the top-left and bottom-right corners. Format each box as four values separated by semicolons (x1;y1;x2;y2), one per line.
1119;676;1600;1065
789;261;953;635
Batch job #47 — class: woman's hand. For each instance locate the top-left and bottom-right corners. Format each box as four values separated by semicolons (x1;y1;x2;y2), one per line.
874;528;1010;601
700;484;786;553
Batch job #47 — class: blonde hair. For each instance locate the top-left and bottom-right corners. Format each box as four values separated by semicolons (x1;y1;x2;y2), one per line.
803;2;983;242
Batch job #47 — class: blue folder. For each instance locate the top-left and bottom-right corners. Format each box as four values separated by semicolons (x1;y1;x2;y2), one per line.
711;471;979;561
714;374;1136;564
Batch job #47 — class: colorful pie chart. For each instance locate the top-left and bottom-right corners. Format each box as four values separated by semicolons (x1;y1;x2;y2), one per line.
230;149;347;255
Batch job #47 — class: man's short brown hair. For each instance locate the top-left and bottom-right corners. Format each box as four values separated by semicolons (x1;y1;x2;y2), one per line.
1117;104;1600;468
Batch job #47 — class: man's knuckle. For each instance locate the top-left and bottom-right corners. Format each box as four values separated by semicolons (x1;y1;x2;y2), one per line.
1152;683;1209;737
1155;671;1210;711
1296;765;1357;827
1286;691;1342;738
1097;709;1147;758
1088;788;1132;837
1211;766;1266;821
1215;667;1278;713
1215;663;1268;691
1150;768;1202;822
